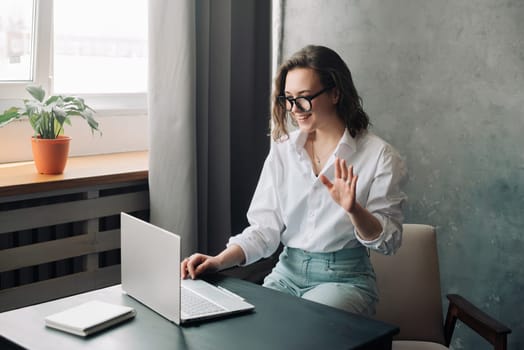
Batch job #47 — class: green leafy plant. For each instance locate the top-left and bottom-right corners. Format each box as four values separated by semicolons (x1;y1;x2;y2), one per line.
0;85;100;139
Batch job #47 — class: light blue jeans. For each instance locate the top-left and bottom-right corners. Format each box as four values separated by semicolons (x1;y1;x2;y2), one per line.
263;246;378;316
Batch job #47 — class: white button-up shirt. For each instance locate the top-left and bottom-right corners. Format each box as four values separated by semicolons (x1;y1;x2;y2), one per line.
228;129;408;265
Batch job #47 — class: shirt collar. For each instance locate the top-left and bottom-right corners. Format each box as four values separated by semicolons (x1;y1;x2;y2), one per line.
336;128;359;155
289;128;357;150
290;128;358;154
339;128;357;150
291;129;308;151
289;128;367;158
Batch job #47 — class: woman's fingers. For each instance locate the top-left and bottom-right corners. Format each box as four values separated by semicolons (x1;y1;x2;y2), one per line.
319;158;358;213
181;254;205;280
181;256;193;279
188;254;203;279
195;259;217;277
334;157;341;179
340;158;348;181
346;164;354;184
180;259;187;279
319;174;333;189
350;174;357;193
335;158;354;186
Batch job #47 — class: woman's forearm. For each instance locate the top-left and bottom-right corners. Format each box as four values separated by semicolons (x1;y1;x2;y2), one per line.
216;244;246;270
348;203;382;241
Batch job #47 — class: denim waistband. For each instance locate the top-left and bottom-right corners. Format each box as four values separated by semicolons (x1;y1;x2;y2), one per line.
284;246;368;263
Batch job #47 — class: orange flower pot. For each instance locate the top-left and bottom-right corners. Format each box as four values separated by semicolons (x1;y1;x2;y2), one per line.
31;135;72;174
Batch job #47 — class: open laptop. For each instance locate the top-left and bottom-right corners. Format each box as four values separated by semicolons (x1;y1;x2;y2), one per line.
120;212;254;325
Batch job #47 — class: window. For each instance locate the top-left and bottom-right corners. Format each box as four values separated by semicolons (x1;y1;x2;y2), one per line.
53;0;147;95
0;0;149;164
0;0;36;83
0;0;147;108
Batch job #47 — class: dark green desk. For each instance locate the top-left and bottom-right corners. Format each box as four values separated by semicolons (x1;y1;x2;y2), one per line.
0;275;398;349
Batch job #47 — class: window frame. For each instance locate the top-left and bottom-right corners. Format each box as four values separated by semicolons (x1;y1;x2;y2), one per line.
0;0;149;164
0;0;147;114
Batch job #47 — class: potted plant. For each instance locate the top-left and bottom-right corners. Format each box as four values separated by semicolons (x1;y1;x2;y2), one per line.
0;85;100;174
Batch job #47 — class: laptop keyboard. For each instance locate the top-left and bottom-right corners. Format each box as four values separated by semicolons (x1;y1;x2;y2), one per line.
181;286;226;317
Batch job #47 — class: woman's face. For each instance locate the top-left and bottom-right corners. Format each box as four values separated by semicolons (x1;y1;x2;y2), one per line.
284;67;339;134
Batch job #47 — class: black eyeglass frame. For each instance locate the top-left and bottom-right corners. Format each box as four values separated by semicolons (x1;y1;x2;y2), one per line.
277;86;334;112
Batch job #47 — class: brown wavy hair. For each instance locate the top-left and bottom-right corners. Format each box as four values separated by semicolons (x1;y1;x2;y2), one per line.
271;45;370;141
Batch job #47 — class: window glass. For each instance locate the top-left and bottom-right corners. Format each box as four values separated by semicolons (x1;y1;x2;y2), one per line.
0;0;35;82
53;0;148;94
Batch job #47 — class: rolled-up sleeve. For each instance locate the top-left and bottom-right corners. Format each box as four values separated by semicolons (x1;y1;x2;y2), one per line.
355;144;408;255
227;149;284;265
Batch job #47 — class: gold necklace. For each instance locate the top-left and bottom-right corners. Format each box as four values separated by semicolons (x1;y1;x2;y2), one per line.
310;139;322;165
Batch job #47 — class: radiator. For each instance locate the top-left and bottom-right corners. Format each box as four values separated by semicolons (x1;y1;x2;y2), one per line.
0;180;149;312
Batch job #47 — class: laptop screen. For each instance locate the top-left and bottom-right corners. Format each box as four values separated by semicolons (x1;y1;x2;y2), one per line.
120;212;182;324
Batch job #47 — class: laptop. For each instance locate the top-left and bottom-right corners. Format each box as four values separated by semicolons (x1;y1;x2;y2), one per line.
120;212;255;325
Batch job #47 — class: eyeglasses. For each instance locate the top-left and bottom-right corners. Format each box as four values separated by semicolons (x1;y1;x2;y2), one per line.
277;86;334;112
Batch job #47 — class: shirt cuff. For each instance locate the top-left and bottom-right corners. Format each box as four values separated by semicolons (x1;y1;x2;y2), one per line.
354;214;401;255
226;237;254;266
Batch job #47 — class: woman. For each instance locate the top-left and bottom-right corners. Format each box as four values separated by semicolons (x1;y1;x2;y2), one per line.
181;45;407;315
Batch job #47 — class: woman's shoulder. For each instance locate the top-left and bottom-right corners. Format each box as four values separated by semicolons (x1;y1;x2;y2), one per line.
356;130;401;157
274;129;300;142
272;129;301;149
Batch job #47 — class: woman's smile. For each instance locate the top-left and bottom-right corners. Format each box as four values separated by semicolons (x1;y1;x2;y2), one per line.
294;112;312;122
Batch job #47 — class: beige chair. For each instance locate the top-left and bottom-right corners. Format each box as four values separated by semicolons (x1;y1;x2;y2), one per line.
371;224;511;350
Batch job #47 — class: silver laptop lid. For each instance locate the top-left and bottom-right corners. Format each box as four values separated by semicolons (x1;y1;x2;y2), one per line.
120;212;181;324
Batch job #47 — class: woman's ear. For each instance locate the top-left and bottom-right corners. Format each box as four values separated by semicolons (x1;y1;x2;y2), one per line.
332;88;340;104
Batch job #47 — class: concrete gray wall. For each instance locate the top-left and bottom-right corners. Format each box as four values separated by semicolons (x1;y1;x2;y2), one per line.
280;1;523;348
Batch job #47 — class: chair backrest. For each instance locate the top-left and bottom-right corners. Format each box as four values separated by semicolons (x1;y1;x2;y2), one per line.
371;224;445;344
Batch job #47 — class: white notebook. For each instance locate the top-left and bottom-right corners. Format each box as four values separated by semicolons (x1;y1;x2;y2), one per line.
44;300;136;336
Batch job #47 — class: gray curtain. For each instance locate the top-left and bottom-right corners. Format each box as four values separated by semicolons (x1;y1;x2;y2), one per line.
148;0;270;258
148;0;197;257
